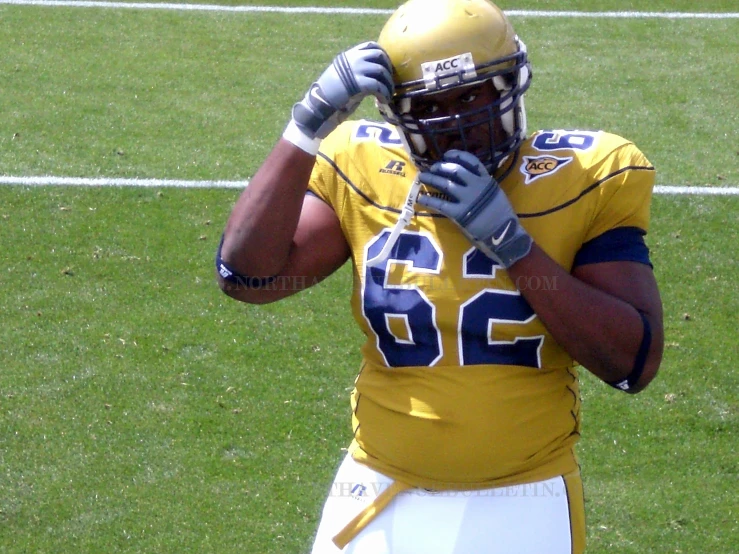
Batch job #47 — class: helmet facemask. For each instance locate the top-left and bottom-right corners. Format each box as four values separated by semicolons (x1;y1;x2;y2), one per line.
378;39;531;176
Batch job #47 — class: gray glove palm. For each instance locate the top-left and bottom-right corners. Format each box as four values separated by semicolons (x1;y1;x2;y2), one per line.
292;41;393;141
417;150;532;268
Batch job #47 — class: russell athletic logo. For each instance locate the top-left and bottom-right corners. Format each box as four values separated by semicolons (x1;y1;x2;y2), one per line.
520;155;572;184
379;160;407;177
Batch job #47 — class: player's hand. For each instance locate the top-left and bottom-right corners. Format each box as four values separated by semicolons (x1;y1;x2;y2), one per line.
417;150;533;268
284;41;393;154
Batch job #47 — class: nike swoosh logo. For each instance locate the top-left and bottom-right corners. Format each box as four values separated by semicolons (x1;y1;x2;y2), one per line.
310;85;329;106
490;221;512;246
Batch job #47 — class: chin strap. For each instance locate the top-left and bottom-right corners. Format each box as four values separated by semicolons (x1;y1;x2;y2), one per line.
365;175;422;268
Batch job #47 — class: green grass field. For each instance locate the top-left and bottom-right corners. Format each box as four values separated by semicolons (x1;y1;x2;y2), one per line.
1;1;737;553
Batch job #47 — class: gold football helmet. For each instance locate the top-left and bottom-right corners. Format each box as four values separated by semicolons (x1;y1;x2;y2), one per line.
377;0;531;174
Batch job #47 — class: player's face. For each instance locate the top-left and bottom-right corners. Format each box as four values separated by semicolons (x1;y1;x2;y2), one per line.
407;80;506;165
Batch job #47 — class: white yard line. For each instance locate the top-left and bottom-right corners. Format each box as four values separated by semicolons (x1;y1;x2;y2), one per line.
0;0;738;18
0;175;737;195
0;176;248;189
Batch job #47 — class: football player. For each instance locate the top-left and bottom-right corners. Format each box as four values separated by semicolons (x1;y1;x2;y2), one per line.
216;0;664;552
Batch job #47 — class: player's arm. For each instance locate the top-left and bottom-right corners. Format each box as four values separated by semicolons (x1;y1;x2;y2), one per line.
417;149;663;393
507;246;663;393
218;142;350;304
217;42;393;304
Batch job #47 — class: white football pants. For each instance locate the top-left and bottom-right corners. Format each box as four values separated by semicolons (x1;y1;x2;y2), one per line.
310;454;585;554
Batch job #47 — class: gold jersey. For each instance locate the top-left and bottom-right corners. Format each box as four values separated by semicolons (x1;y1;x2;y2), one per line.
308;120;655;490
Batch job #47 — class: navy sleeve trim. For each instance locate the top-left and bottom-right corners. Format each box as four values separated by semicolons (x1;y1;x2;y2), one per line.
573;226;652;268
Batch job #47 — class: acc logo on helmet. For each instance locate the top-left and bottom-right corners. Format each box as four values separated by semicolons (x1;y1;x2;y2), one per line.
421;53;477;90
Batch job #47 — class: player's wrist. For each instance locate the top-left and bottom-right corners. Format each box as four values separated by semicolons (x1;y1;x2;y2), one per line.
482;227;533;269
283;119;322;156
500;232;533;268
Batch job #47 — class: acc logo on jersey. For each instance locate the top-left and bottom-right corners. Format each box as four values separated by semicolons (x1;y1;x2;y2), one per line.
520;155;572;185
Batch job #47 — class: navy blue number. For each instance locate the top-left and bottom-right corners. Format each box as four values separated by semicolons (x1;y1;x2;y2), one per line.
363;231;442;367
461;249;542;367
364;234;542;368
533;131;596;151
355;123;403;145
461;290;542;366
